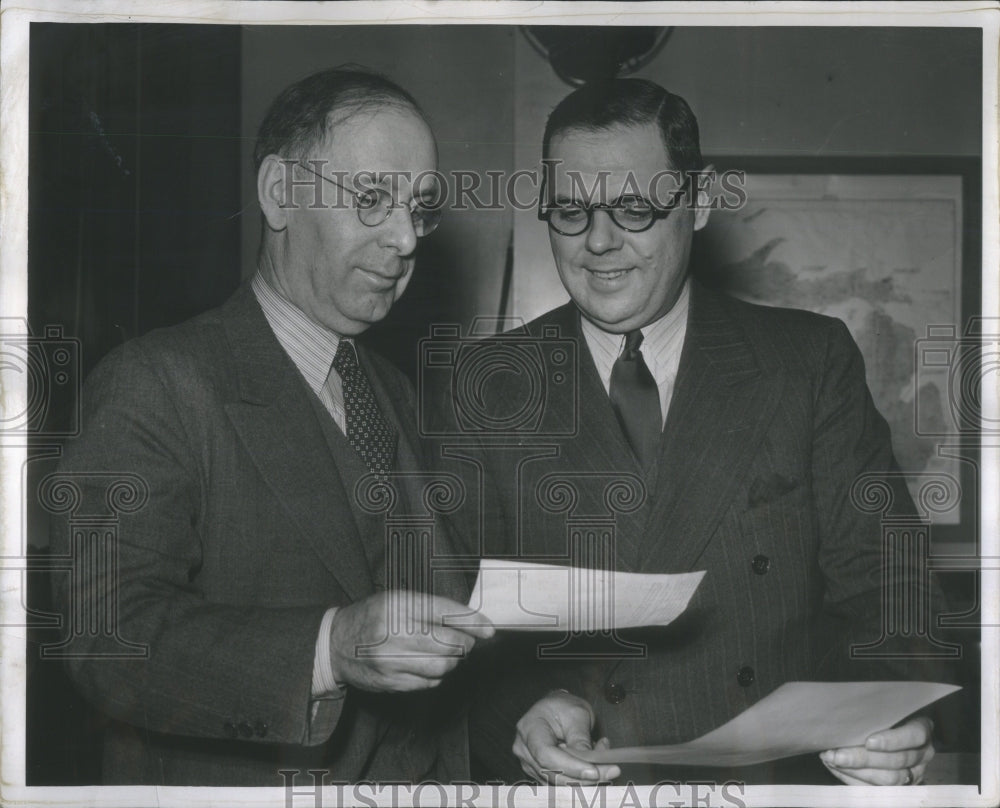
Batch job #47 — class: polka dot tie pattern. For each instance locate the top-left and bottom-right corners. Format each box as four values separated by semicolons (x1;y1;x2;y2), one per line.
332;341;397;476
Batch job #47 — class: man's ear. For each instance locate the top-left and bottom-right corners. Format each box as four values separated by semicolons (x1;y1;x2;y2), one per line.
692;164;713;232
258;154;291;232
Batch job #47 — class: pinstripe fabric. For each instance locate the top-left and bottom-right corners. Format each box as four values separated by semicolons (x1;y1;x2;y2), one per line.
465;281;949;785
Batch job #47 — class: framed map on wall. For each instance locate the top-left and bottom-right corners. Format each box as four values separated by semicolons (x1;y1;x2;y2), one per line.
695;160;979;531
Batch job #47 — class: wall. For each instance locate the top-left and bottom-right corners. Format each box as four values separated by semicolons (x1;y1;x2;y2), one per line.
240;24;982;347
240;26;515;374
511;26;982;320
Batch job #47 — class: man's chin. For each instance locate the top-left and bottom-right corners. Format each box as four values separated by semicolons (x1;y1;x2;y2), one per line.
577;303;645;333
352;295;398;330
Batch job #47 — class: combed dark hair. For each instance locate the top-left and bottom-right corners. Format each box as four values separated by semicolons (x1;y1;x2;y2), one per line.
252;65;427;173
542;78;703;173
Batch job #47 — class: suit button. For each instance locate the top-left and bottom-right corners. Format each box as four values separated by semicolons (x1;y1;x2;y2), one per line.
223;721;237;739
605;682;626;704
238;721;254;738
751;555;771;575
737;666;755;687
254;720;268;738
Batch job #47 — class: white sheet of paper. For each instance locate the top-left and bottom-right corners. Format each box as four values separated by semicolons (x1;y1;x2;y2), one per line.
462;558;705;632
580;680;961;767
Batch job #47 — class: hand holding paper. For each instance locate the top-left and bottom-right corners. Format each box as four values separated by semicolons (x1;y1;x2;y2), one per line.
577;681;959;769
513;691;621;786
461;558;705;632
820;715;936;786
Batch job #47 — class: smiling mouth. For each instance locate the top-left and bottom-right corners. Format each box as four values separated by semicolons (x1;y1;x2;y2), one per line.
586;268;632;281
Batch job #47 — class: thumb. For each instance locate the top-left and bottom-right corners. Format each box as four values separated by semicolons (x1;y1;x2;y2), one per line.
561;722;595;751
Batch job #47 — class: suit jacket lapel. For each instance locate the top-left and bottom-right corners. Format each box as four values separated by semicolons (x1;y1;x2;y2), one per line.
531;305;641;476
564;309;650;570
640;284;785;574
221;285;375;602
491;306;646;569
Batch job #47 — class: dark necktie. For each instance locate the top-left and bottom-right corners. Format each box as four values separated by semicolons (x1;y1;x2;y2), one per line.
332;340;397;476
609;329;662;468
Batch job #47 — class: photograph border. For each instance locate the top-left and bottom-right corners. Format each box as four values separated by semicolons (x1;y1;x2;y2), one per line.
1;3;997;807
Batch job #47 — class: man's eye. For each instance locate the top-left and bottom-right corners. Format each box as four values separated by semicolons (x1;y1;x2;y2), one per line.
557;206;587;221
355;190;380;210
617;199;653;220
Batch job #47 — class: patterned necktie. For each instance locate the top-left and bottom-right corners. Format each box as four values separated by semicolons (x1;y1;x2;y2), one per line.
331;340;397;476
609;329;662;468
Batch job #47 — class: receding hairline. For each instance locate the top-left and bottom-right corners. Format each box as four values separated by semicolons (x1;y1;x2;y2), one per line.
286;96;434;162
544;120;679;170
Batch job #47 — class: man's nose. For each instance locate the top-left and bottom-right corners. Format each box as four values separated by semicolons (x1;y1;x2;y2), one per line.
378;206;419;256
584;209;621;255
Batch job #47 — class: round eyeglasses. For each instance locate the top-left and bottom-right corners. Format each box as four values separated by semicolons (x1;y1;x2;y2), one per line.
294;161;442;237
538;178;691;237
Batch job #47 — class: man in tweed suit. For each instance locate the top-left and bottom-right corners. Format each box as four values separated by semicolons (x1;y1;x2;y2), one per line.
50;67;491;785
464;79;941;787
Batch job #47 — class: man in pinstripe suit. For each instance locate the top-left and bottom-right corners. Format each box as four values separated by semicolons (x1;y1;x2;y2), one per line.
464;79;942;787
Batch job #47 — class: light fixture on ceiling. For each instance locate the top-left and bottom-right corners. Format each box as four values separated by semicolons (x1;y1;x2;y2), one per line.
521;26;673;86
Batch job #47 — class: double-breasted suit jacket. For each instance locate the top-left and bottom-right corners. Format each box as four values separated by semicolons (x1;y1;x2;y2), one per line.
50;283;470;785
459;282;946;783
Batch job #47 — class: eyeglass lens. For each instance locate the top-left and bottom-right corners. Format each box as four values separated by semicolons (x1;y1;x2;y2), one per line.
548;201;659;235
356;186;441;236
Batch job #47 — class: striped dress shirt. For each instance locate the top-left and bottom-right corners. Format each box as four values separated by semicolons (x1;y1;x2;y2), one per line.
252;271;348;431
580;277;691;425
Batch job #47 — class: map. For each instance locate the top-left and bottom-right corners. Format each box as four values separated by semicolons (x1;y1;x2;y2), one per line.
699;174;963;523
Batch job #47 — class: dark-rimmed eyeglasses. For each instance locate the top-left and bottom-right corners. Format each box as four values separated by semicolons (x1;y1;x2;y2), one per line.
538;177;691;237
294;161;442;238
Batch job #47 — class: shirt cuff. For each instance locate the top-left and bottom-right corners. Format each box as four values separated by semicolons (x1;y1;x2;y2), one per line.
312;606;345;698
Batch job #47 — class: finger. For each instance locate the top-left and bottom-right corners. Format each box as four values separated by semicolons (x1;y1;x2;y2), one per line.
821;747;924;770
537;754;612;786
521;763;604;786
824;763;916;786
559;744;620;782
589;738;621;780
865;717;933;752
821;759;874;786
384;653;459;680
359;636;461;669
524;732;601;782
512;738;544;783
406;626;476;655
429;595;496;639
533;746;604;782
922;743;936;768
440;607;496;639
514;738;596;787
562;723;597;753
430;625;478;653
374;626;473;659
548;769;616;786
516;733;616;785
369;671;443;692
